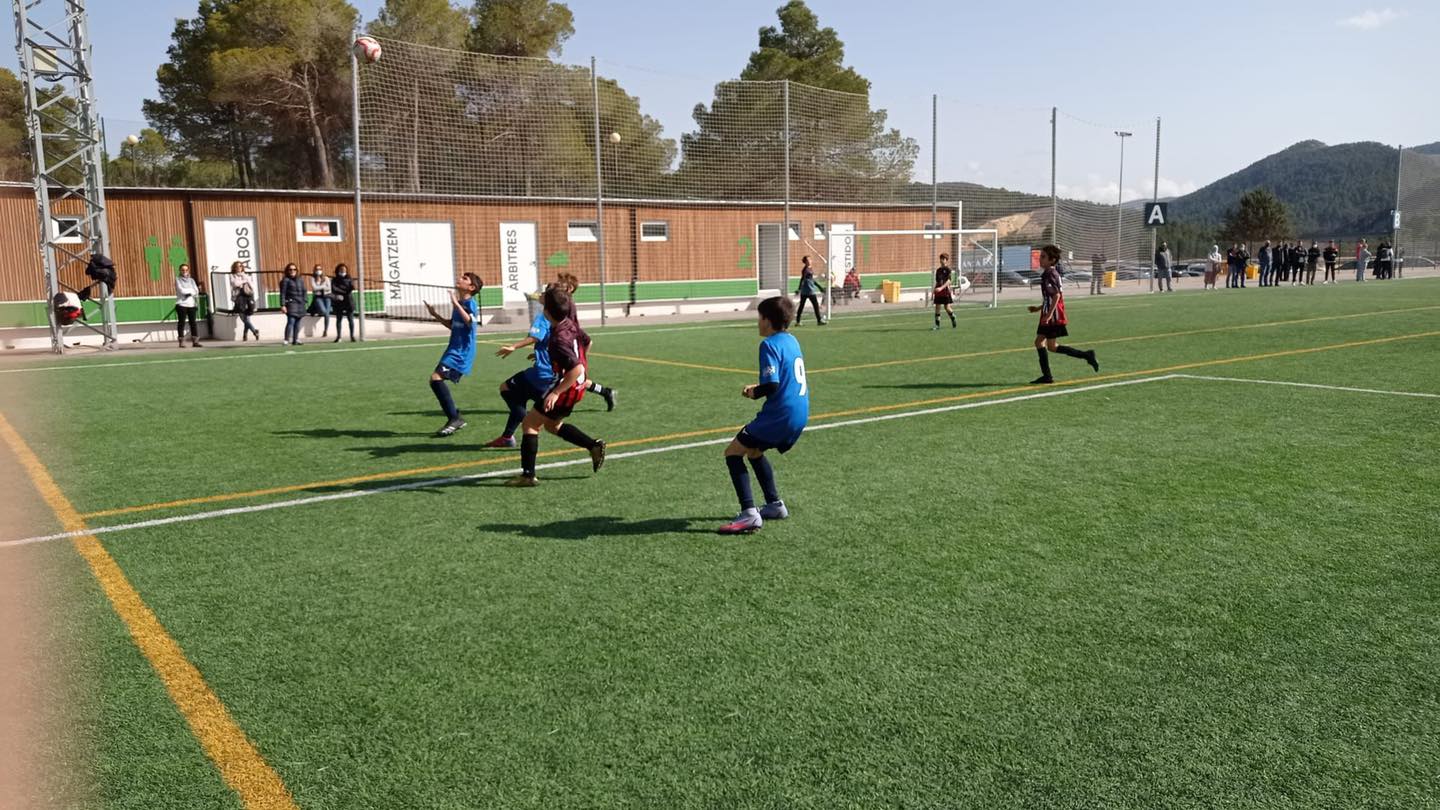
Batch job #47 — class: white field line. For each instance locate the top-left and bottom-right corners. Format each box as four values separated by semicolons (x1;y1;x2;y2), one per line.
0;374;1177;548
1175;374;1440;399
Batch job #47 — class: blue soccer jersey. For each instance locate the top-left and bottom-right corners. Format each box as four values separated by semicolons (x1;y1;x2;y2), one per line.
748;331;809;443
439;297;480;375
523;311;556;387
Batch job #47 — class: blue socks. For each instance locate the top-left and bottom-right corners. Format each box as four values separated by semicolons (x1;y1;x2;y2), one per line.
430;379;459;420
749;455;779;504
726;455;754;510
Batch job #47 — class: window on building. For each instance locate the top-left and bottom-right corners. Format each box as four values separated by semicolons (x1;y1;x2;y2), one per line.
296;217;343;242
640;221;669;242
50;216;83;244
568;221;598;242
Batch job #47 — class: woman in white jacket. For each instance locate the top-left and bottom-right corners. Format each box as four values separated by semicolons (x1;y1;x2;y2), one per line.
174;263;202;348
1205;245;1223;290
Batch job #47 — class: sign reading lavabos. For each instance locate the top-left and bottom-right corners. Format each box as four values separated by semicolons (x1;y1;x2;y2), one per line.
202;217;259;313
500;222;538;306
378;221;455;315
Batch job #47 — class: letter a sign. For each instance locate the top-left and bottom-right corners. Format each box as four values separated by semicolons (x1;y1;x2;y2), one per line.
1144;202;1169;228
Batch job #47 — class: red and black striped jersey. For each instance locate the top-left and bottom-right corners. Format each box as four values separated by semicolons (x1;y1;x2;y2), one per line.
1039;266;1066;326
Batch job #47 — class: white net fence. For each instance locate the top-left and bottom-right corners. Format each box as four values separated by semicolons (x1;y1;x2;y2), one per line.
1396;147;1440;270
354;37;1164;321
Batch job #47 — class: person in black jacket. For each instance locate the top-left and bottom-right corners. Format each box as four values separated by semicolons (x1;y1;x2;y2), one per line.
1289;242;1305;286
1322;241;1339;284
331;263;357;342
280;263;306;346
1305;242;1320;285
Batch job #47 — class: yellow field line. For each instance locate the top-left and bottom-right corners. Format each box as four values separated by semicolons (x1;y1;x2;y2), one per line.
808;304;1440;375
588;351;752;374
0;413;297;810
76;329;1440;523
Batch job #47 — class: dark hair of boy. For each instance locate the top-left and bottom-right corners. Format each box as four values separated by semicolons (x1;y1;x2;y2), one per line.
542;287;572;321
1040;244;1062;263
462;272;483;291
757;295;794;332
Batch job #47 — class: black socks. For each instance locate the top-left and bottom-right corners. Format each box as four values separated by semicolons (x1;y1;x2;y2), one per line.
726;455;754;510
749;455;779;504
520;433;539;477
500;386;526;438
1054;345;1086;359
556;423;598;450
1036;347;1052;378
430;379;459;420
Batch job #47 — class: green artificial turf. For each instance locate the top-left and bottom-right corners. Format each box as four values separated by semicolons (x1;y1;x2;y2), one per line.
4;280;1439;808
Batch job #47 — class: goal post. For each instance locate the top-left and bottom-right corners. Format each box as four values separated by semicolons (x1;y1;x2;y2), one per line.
825;227;1001;320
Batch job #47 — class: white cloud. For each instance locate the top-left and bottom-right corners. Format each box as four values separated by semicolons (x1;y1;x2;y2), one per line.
1338;8;1404;29
1055;176;1197;205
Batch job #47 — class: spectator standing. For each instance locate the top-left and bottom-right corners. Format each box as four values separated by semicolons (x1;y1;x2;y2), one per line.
1305;242;1321;286
280;263;306;346
174;263;202;348
1205;244;1222;290
308;265;333;337
1090;252;1106;295
1377;242;1393;279
331;263;357;342
1258;241;1272;287
228;261;260;341
1322;241;1338;284
1355;240;1371;283
1289;241;1305;286
1154;241;1173;292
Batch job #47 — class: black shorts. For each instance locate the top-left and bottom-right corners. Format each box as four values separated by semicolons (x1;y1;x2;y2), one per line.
933;290;953;305
1037;322;1069;339
504;370;545;406
736;428;796;455
434;364;463;383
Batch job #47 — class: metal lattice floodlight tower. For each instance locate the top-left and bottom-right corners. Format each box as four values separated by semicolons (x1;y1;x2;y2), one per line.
13;0;117;353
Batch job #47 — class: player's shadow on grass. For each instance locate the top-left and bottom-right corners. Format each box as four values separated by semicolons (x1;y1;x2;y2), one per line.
351;442;494;459
476;515;717;540
861;382;1010;390
274;428;428;439
386;409;507;418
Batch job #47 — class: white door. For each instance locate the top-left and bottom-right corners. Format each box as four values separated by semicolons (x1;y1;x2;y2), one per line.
202;217;259;312
378;221;455;315
757;223;785;292
499;222;538;306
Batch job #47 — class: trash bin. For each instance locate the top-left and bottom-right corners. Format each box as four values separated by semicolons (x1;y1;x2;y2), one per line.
1103;271;1117;288
1246;264;1259;280
881;280;901;303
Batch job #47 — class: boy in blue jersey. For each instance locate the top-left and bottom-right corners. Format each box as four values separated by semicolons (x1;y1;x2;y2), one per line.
487;297;557;449
425;273;482;438
718;296;809;535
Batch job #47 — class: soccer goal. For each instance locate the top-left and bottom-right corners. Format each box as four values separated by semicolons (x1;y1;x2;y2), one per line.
821;227;1001;320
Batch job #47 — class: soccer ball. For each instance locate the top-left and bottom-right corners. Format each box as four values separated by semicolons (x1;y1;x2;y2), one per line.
353;36;382;64
609;132;621;144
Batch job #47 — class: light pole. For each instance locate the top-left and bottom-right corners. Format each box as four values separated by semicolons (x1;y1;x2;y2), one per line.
1115;130;1132;282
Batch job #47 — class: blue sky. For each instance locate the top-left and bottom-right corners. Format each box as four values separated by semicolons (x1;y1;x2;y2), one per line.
5;0;1435;201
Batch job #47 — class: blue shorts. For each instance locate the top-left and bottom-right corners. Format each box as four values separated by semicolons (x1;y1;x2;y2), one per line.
736;425;800;455
434;364;464;383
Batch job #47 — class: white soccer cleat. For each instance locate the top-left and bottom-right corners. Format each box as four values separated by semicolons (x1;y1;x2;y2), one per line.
759;501;789;520
717;508;763;535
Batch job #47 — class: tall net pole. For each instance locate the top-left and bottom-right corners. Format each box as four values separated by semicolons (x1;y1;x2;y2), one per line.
1393;144;1403;253
591;57;606;325
781;79;791;295
1115;130;1130;284
350;27;366;340
1050;107;1057;250
1150;117;1160;293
